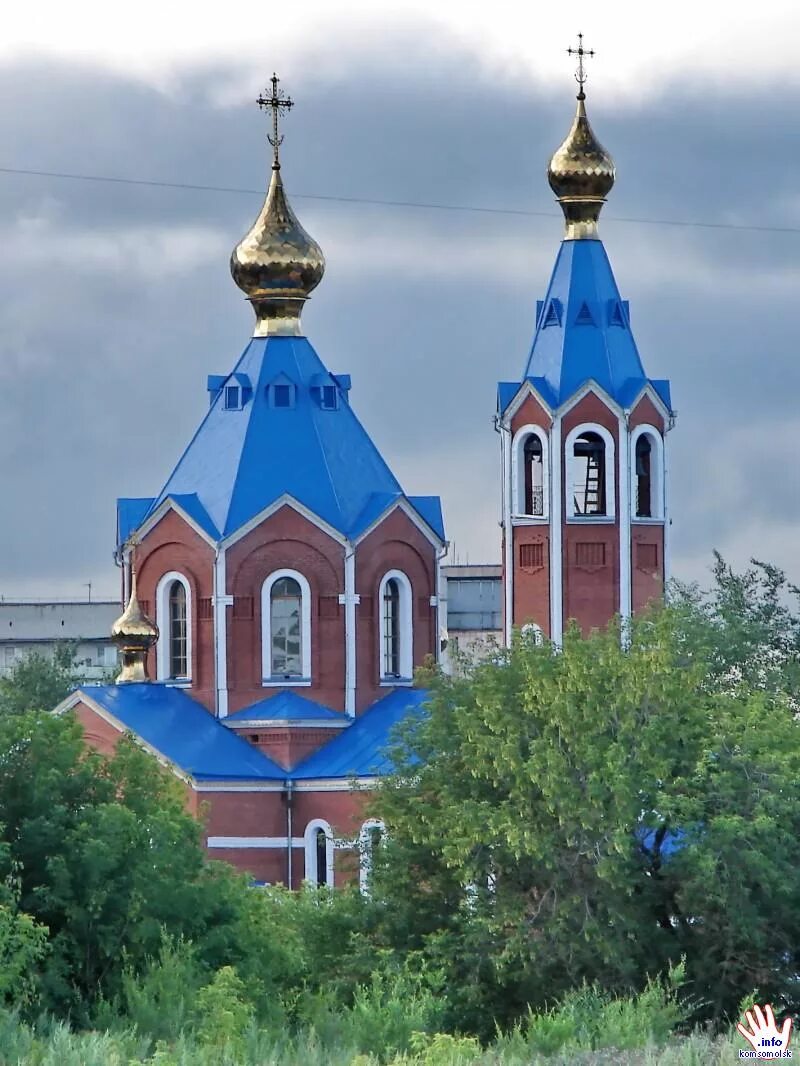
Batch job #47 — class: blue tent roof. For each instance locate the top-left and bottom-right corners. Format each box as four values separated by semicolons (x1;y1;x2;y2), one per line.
79;684;285;781
509;238;671;411
225;690;345;723
131;335;443;544
292;688;428;779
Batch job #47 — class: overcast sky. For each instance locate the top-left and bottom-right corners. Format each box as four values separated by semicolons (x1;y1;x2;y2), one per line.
0;1;798;598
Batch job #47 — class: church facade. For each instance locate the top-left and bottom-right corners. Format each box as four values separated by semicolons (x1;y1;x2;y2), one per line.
55;60;673;890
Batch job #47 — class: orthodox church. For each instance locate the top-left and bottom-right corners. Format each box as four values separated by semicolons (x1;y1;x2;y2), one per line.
55;53;673;889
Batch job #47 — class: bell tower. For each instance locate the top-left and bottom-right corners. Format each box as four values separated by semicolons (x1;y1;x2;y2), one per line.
497;36;675;642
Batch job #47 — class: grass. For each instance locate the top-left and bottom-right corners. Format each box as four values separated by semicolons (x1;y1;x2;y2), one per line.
0;960;756;1064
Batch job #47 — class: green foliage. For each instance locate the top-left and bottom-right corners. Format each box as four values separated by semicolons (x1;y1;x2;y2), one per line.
193;965;254;1057
115;936;203;1044
298;961;447;1058
406;1031;483;1064
0;902;48;1008
0;709;257;1017
0;645;79;716
372;573;800;1029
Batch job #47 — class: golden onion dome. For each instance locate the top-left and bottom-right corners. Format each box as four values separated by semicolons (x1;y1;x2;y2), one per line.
111;567;158;684
230;78;325;337
547;92;615;240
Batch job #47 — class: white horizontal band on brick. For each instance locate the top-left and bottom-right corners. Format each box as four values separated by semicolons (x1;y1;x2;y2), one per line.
207;836;305;849
206;835;359;850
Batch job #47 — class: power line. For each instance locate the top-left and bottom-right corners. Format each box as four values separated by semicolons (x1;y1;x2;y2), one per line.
0;163;793;237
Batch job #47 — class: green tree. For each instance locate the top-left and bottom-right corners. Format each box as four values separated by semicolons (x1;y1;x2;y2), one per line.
371;597;800;1032
670;551;800;699
0;644;79;715
0;710;255;1018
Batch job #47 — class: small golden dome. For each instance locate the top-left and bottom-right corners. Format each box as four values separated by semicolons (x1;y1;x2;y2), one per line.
111;568;158;684
230;165;325;337
548;93;615;239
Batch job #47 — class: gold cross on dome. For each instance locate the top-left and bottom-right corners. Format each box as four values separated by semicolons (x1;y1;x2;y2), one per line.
567;33;595;98
257;73;295;169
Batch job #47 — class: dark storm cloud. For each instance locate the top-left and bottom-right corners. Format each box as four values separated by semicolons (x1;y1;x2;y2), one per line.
0;33;796;595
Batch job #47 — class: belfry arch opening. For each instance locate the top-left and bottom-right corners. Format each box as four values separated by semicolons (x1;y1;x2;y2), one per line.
572;431;606;516
523;434;544;516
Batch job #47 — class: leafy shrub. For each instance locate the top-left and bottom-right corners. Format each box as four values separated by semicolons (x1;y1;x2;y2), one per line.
299;961;447;1058
193;965;254;1058
117;936;204;1044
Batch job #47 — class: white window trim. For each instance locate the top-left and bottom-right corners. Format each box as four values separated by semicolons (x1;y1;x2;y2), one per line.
359;818;386;895
378;569;413;682
564;422;616;520
223;383;242;410
304;818;334;887
261;568;312;684
510;423;549;520
156;571;192;682
629;424;665;522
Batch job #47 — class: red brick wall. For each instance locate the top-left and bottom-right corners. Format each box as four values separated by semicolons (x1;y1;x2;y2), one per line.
136;510;216;711
629;395;665;433
355;508;437;712
632;526;665;613
561;393;621;634
510;392;554;435
511;527;551;635
227;725;348;770
225;506;345;713
73;701;120;756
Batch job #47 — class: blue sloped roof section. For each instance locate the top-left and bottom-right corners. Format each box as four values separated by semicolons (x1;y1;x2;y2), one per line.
117;498;154;547
292;688;429;779
407;496;445;542
650;378;672;411
497;377;558;417
141;336;442;543
226;690;345;722
82;684;285;781
524;239;670;409
166;494;220;540
349;491;403;539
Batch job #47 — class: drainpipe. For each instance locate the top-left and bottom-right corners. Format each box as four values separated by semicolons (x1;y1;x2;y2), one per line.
284;778;294;890
343;544;357;717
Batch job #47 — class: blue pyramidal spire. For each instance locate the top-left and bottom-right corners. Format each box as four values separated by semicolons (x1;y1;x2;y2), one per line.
499;77;671;416
524;239;648;406
140;333;445;542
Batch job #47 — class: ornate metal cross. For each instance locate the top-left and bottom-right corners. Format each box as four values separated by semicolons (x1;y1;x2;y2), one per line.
257;74;294;168
567;33;595;98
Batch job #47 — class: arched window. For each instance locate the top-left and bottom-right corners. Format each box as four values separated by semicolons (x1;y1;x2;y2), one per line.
378;571;413;681
630;425;665;521
565;424;616;519
168;582;187;678
314;828;327;887
383;579;400;675
635;436;652;517
271;577;302;676
261;570;312;684
304;819;334;887
359;819;386;895
511;425;549;518
156;572;192;682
